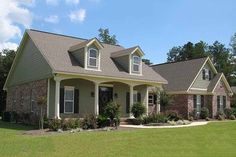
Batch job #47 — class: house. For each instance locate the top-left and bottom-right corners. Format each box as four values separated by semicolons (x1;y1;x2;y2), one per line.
3;29;167;119
151;57;233;118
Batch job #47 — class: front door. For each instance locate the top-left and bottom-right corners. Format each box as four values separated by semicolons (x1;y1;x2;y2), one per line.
99;86;113;114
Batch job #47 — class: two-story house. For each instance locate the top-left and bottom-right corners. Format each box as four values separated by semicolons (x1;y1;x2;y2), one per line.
151;57;233;118
3;29;167;119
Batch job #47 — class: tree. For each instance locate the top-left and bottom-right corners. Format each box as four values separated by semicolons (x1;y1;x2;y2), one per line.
0;49;16;113
37;96;47;130
142;59;153;65
230;33;236;55
159;91;172;112
98;28;118;45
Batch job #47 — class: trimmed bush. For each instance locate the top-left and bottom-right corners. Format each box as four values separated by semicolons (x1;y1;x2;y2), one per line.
81;114;97;130
224;108;234;119
200;107;209;119
142;113;168;124
49;119;62;131
131;103;146;118
166;110;182;121
97;115;110;128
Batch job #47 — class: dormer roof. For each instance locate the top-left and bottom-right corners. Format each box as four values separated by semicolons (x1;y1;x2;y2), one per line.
111;46;144;58
68;37;103;52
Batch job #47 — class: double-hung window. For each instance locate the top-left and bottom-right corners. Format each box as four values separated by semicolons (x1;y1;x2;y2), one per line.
148;94;154;104
132;56;141;73
64;86;74;113
88;48;99;68
217;95;226;112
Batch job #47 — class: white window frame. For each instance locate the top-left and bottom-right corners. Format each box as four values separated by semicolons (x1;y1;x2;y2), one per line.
148;94;154;104
64;86;74;114
88;48;99;68
132;55;141;73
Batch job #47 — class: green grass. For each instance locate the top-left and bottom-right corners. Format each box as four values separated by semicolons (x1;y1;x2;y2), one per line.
0;121;236;157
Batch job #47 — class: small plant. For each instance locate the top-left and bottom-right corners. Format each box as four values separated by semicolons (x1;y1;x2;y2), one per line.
216;111;225;120
224;108;234;119
230;115;236;120
81;114;97;130
166;110;182;121
97;115;109;128
49;118;62;131
142;113;168;124
131;103;146;118
200;107;209;119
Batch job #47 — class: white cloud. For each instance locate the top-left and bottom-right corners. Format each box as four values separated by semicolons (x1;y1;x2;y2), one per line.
46;0;58;6
0;42;18;51
65;0;79;5
44;15;59;23
69;9;86;23
0;0;32;51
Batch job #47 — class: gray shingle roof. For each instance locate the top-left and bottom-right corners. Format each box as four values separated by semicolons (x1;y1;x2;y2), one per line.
27;29;167;84
151;57;208;92
110;46;141;58
207;73;222;92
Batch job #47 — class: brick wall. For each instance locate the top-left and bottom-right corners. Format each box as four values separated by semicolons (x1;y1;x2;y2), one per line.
6;79;48;116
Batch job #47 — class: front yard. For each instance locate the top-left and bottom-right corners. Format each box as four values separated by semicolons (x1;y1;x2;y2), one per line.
0;120;236;157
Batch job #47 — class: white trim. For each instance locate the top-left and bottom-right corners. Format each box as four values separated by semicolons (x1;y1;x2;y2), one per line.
84;47;88;69
64;86;75;114
100;84;114;87
190;88;207;91
129;54;132;74
86;38;103;49
47;78;50;117
187;57;217;92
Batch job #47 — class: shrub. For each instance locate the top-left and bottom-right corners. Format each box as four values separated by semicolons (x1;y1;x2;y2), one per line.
224;108;234;119
216;111;225;120
131;103;146;118
2;111;11;122
129;118;143;125
205;117;211;121
81;114;97;130
48;118;62;131
104;102;120;120
200;107;209;119
97;115;110;128
189;109;200;120
166;110;182;121
230;115;236;120
142;113;168;124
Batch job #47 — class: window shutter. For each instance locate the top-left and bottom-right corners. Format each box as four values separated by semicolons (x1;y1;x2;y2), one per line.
201;95;204;108
193;95;197;109
217;96;220;111
137;92;141;103
209;70;212;80
126;92;130;113
60;88;64;113
202;69;206;80
223;96;226;109
74;89;79;113
154;94;157;104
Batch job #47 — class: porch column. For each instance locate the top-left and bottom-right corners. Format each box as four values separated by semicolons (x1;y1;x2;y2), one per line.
156;89;161;113
129;85;134;118
145;86;149;115
54;77;61;119
94;82;99;115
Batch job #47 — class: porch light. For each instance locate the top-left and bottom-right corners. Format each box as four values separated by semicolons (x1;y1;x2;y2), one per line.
91;92;95;97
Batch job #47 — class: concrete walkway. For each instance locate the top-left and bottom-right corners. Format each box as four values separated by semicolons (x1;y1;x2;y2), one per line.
120;121;209;129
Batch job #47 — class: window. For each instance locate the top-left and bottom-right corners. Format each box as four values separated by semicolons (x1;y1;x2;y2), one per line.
148;94;154;104
64;86;74;113
202;68;212;80
88;48;99;67
132;55;141;73
194;95;204;114
217;95;226;112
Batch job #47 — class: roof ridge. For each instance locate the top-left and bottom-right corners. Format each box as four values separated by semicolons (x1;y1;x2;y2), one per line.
28;29;122;47
151;56;209;67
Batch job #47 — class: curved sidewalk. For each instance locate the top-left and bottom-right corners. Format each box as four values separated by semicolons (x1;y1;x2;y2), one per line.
120;121;209;129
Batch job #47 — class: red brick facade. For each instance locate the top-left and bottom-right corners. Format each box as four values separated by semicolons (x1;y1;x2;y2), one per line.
6;79;48;116
166;80;231;119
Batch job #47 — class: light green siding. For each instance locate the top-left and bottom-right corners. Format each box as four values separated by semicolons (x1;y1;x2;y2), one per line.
191;62;213;89
8;37;52;87
114;55;130;72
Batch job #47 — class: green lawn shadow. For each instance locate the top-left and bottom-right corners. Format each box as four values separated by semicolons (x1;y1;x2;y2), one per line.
0;120;37;131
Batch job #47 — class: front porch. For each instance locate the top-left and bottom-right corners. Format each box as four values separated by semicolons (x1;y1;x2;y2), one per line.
48;74;162;119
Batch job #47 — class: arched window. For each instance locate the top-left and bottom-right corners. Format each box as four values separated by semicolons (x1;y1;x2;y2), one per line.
88;48;99;67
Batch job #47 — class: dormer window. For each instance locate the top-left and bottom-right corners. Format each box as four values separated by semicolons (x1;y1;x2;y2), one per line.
132;55;141;73
202;68;212;80
88;48;99;68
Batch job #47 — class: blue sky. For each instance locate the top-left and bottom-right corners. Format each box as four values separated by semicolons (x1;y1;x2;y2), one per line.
1;0;236;63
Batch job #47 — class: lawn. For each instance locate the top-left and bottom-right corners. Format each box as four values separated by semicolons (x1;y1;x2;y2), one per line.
0;121;236;157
